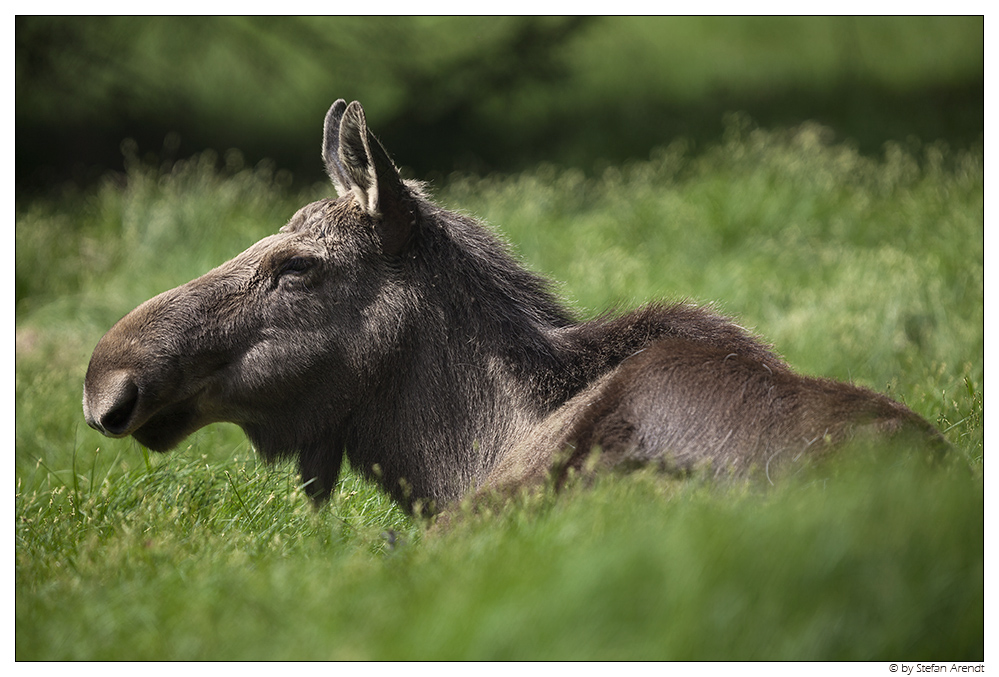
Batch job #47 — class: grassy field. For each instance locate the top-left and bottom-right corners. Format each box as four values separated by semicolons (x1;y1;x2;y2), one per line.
15;121;983;659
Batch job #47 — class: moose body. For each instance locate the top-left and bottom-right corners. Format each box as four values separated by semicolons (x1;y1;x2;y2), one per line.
83;100;944;513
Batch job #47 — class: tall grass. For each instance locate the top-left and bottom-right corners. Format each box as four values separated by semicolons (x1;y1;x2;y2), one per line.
15;121;983;660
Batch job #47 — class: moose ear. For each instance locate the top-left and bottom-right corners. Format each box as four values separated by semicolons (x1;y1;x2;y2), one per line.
330;101;413;254
322;99;350;195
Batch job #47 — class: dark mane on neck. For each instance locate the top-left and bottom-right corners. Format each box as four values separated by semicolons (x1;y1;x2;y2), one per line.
416;198;576;328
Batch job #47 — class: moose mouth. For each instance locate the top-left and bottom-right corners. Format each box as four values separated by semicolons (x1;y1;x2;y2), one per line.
129;402;202;452
85;387;202;452
84;364;212;452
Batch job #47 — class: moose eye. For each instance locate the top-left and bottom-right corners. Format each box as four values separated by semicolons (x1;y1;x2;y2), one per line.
277;256;315;277
272;256;320;289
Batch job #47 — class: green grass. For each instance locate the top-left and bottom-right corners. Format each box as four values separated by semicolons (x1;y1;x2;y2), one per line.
15;122;983;660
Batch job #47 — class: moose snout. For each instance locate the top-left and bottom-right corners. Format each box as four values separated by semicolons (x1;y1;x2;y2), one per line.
83;369;140;437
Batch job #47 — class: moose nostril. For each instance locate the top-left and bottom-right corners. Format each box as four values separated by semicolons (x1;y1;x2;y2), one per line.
89;372;140;436
102;384;138;433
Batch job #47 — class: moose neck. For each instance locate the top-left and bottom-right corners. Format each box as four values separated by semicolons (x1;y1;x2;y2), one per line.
337;206;581;510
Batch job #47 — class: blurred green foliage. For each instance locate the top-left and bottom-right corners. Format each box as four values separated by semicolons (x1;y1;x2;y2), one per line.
16;16;982;191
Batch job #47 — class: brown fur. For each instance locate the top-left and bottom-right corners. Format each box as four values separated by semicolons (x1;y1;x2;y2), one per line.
83;100;946;513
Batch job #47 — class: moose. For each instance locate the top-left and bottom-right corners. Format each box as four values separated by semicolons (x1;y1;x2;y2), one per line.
84;100;945;514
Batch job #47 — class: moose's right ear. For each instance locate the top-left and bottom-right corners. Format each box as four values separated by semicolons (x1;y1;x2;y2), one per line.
324;100;414;256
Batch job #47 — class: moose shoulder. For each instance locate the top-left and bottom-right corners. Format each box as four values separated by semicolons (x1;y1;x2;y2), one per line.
83;99;946;513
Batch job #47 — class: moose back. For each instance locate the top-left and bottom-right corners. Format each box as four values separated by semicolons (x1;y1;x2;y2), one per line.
83;100;945;513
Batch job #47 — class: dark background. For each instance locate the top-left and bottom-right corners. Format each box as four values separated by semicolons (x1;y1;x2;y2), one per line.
16;16;983;194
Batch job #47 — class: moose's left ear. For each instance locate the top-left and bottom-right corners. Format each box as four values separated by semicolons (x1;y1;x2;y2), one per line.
322;99;350;194
325;100;413;255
